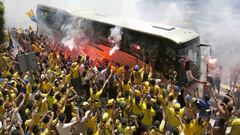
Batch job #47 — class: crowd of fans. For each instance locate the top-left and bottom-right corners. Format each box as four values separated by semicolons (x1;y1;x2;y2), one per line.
0;27;240;135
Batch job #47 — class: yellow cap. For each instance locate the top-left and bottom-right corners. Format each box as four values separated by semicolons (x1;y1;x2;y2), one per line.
231;118;240;126
135;90;141;97
107;99;115;106
82;102;89;107
192;97;197;103
169;92;174;97
174;103;181;109
25;109;30;115
102;113;109;121
151;98;156;103
145;81;150;87
158;95;163;101
25;120;31;127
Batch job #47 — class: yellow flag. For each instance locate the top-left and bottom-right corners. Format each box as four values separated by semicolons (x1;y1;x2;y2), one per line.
26;9;37;22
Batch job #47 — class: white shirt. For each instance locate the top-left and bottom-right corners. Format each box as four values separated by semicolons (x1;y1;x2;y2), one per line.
56;121;75;135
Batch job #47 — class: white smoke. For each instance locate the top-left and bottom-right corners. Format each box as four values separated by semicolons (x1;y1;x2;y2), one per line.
108;26;122;56
60;16;93;57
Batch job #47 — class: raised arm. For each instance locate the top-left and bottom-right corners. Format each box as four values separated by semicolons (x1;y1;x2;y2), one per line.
15;93;26;112
227;90;237;107
210;90;226;115
101;71;113;91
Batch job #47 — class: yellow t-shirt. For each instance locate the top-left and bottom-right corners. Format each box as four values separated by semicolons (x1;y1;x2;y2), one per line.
117;97;131;106
2;70;10;77
180;123;192;135
165;106;184;127
142;86;150;94
132;99;143;115
230;118;240;135
42;81;51;92
86;115;97;133
65;74;71;84
12;72;19;79
26;83;32;95
40;122;48;130
47;96;55;109
190;119;208;135
72;65;80;79
122;82;132;93
149;129;163;135
142;105;156;126
151;85;162;95
39;97;48;116
133;69;143;84
0;105;5;116
117;124;136;135
90;88;103;101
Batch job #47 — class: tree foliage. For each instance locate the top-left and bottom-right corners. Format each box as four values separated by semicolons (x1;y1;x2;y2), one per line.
0;2;4;44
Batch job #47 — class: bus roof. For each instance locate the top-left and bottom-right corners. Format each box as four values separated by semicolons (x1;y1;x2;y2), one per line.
37;4;199;44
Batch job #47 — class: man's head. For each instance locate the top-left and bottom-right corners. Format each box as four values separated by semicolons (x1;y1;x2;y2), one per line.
122;117;128;127
174;103;181;113
149;79;156;86
146;102;152;110
222;96;230;104
58;114;66;123
42;115;50;124
34;93;42;101
32;125;41;135
134;65;139;71
197;117;205;125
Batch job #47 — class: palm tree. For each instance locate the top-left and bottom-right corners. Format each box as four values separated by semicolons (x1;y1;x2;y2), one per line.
0;1;4;44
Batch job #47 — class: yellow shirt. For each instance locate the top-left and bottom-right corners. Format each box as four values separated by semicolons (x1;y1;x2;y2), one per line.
142;86;150;94
117;124;136;135
13;72;19;79
2;70;10;77
72;65;80;79
86;115;97;133
47;96;55;109
180;123;192;135
142;105;156;126
0;105;5;116
165;107;184;127
42;81;51;92
117;97;131;106
190;119;208;135
65;74;71;83
132;99;143;115
151;85;162;95
230;118;240;135
122;82;132;92
133;69;143;84
39;97;48;116
116;66;124;75
90;88;103;101
40;122;48;130
26;83;32;95
149;129;163;135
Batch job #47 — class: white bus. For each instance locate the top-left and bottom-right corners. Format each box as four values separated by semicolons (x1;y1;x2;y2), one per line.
36;4;202;85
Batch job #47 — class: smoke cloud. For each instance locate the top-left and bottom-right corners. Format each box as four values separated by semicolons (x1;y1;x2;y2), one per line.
108;26;122;56
60;17;92;52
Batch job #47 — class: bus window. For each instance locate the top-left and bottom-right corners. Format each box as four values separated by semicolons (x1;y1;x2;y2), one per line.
188;49;193;61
